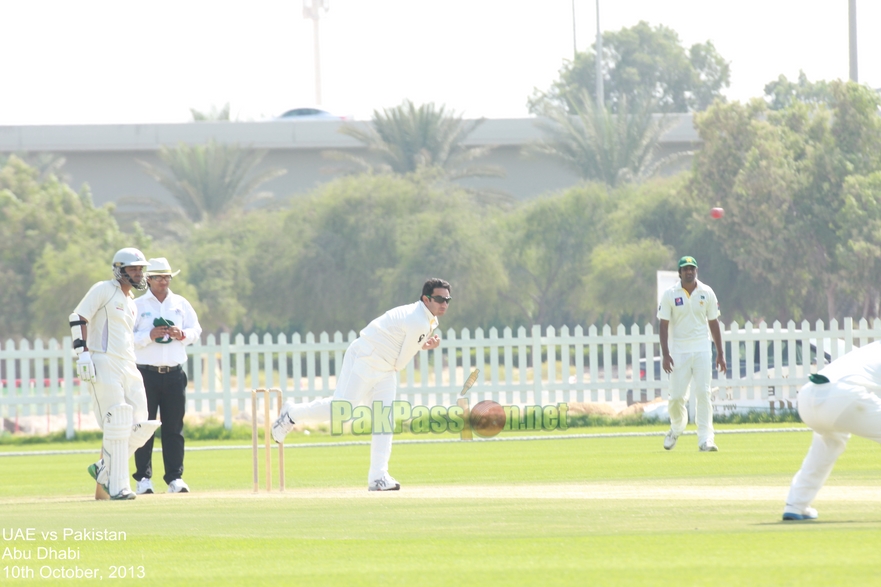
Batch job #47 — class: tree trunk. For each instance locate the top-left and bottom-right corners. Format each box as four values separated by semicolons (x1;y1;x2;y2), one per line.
825;281;837;323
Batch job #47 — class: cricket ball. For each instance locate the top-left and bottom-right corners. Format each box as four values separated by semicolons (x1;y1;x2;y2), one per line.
710;207;725;219
469;400;506;438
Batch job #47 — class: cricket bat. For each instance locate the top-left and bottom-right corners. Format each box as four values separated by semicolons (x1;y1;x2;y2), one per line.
457;369;479;441
459;369;479;396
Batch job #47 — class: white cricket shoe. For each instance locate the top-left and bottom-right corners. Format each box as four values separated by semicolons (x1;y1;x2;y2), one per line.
699;440;719;452
136;478;154;495
783;507;818;521
271;400;296;443
368;474;401;492
167;479;190;493
663;430;678;450
110;487;136;501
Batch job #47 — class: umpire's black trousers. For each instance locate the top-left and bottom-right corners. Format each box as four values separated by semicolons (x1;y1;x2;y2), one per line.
133;365;188;485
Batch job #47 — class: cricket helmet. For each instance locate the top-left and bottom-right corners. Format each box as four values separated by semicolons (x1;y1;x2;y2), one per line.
112;247;149;290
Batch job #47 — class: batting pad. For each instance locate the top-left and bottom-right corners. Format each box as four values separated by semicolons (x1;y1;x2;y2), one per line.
128;419;162;456
104;403;133;497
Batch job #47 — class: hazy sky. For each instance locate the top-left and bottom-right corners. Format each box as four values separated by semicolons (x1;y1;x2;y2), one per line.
2;0;878;125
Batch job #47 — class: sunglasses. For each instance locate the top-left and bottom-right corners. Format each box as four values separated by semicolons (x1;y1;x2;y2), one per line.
428;295;452;304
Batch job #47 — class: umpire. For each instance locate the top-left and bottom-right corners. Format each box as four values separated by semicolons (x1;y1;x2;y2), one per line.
132;258;202;494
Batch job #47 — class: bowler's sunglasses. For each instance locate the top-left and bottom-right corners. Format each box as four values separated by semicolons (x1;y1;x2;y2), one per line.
428;295;452;304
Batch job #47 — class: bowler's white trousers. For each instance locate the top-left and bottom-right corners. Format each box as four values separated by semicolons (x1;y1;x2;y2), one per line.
785;380;881;512
287;339;397;483
668;348;714;444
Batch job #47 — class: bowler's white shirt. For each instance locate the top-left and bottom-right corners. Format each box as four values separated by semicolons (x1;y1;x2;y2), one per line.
357;301;438;372
657;279;720;354
73;280;137;362
818;340;881;395
133;288;202;367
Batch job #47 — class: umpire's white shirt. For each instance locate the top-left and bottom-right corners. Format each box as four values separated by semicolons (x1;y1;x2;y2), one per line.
356;300;438;372
133;288;202;367
657;279;720;353
74;280;138;362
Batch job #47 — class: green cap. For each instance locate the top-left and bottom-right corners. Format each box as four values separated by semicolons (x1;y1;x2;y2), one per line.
678;256;698;268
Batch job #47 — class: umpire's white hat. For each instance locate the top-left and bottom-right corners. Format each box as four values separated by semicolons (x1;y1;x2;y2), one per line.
145;257;181;277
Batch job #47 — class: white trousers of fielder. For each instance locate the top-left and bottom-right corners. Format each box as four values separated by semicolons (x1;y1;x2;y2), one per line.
286;341;397;483
667;348;714;443
785;380;881;512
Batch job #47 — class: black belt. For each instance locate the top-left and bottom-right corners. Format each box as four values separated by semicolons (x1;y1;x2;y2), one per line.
138;364;183;374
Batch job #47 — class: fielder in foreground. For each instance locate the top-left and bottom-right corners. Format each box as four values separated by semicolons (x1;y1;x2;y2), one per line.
783;340;881;521
271;278;450;491
70;248;161;500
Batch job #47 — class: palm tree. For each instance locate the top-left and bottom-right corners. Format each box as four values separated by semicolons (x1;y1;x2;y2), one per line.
326;100;503;180
190;103;231;121
529;90;675;187
138;140;286;224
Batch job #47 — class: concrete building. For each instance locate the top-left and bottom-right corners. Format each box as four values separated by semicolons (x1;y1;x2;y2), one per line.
0;114;699;211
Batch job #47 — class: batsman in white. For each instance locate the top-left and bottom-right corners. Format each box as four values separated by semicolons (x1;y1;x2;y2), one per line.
783;340;881;521
70;248;161;500
271;278;450;491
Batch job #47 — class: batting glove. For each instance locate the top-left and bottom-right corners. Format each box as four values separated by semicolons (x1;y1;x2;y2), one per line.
77;351;97;383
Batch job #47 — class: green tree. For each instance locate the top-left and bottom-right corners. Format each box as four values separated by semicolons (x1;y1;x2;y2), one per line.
183;206;292;334
379;183;509;330
138;140;286;224
529;90;673;187
530;21;730;115
327;100;503;180
0;156;148;340
284;175;414;333
184;239;252;333
605;175;763;324
500;183;611;327
180;170;507;337
690;82;881;322
584;239;672;327
691;99;821;321
835;172;881;319
280;171;506;334
604;175;694;247
764;72;833;111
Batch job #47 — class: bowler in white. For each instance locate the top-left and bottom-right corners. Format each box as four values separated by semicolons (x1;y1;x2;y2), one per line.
271;278;450;491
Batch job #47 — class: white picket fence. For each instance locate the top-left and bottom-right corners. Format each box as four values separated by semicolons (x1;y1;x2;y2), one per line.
2;318;880;438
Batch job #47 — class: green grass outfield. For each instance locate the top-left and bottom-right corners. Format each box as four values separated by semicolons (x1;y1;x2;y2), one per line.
2;425;880;586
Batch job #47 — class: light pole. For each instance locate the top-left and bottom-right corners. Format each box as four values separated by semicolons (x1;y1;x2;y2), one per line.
848;0;858;82
303;0;330;105
572;0;603;108
595;0;603;109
